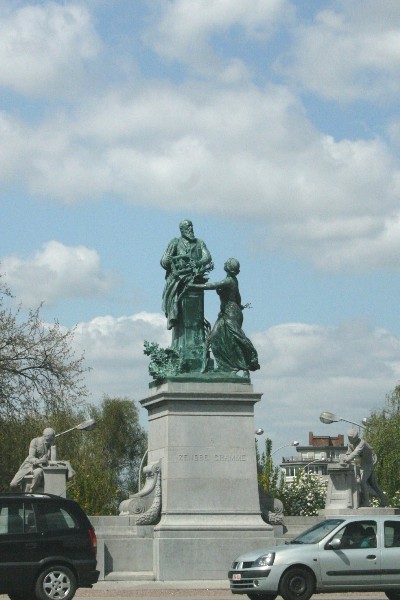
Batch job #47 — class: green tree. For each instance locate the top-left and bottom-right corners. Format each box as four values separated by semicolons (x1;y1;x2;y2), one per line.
60;396;147;514
365;385;400;506
0;274;88;417
256;437;283;497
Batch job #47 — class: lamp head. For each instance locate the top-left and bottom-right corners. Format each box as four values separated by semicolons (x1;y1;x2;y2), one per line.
76;418;96;431
319;411;339;424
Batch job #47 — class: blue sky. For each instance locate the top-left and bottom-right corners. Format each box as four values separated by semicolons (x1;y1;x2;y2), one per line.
2;0;400;460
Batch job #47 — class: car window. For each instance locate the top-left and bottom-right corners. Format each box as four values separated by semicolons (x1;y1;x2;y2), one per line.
385;521;400;547
37;502;79;532
291;519;344;544
330;520;377;549
0;501;36;534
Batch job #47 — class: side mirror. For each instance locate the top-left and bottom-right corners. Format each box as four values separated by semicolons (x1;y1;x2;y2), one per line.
328;538;341;550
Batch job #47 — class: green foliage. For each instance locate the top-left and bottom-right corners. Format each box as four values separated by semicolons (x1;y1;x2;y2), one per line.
280;471;328;516
143;340;187;382
365;385;400;505
256;438;284;497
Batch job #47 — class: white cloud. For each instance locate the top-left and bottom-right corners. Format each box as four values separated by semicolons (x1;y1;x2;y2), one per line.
2;241;117;306
145;0;293;84
72;312;170;403
281;1;400;102
145;0;292;80
0;3;400;273
3;82;397;271
0;2;101;96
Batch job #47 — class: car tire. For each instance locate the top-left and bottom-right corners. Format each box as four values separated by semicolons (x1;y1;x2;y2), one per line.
385;593;400;600
247;594;277;600
35;565;77;600
279;567;315;600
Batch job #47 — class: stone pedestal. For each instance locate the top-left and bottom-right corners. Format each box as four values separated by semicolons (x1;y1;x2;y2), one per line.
42;464;68;497
172;290;205;371
323;462;359;514
140;378;273;580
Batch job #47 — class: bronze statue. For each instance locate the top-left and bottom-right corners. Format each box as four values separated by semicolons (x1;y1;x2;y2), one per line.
343;429;387;507
160;220;213;370
161;219;212;335
190;258;260;376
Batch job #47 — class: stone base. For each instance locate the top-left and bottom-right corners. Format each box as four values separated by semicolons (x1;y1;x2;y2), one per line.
137;378;273;580
154;528;274;580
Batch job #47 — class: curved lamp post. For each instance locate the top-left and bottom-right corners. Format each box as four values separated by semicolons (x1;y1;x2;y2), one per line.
55;418;97;438
271;440;299;457
319;412;366;430
254;430;300;461
303;458;323;473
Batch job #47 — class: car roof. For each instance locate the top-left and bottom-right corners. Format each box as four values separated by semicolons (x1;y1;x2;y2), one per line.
0;493;79;506
327;515;400;522
0;492;68;500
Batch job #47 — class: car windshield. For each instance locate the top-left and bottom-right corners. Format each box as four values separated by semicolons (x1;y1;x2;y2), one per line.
291;519;344;544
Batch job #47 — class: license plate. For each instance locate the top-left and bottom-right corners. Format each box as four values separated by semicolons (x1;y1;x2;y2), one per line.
232;573;241;581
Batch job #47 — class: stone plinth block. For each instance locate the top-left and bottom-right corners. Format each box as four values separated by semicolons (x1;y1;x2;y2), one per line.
140;378;273;580
324;462;359;513
42;465;68;497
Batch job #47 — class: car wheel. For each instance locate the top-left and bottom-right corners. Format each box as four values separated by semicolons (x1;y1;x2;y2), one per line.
385;593;400;600
247;594;277;600
35;565;77;600
279;567;315;600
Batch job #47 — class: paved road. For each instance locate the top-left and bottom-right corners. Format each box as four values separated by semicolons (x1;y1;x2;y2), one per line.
0;581;390;600
74;582;388;600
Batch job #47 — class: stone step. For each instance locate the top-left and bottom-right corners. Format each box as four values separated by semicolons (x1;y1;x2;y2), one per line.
104;571;155;581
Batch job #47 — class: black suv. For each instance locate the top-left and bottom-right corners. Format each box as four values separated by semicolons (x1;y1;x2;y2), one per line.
0;492;99;600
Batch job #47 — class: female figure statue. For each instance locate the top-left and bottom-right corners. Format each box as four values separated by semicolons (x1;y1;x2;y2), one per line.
191;258;260;376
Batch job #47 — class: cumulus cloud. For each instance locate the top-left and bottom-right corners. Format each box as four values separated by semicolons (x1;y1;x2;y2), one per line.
0;2;101;96
2;241;117;306
2;82;399;271
72;312;170;403
281;0;400;102
68;311;400;447
1;2;400;273
145;0;292;80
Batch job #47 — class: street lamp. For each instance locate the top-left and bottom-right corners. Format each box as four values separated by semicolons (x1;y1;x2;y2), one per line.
271;441;300;457
55;418;97;438
319;412;366;430
254;430;299;457
303;458;323;473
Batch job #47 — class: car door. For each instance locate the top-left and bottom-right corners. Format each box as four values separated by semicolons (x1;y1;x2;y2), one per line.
0;499;41;593
318;520;381;590
381;520;400;586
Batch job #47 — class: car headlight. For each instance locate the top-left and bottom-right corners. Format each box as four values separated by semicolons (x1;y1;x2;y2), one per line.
253;552;275;567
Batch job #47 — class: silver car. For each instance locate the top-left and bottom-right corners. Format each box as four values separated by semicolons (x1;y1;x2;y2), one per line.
229;515;400;600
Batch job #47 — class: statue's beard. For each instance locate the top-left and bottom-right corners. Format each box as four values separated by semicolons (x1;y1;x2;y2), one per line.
183;231;195;241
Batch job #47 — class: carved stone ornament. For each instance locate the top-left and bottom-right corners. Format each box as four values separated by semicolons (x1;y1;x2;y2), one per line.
119;460;162;524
